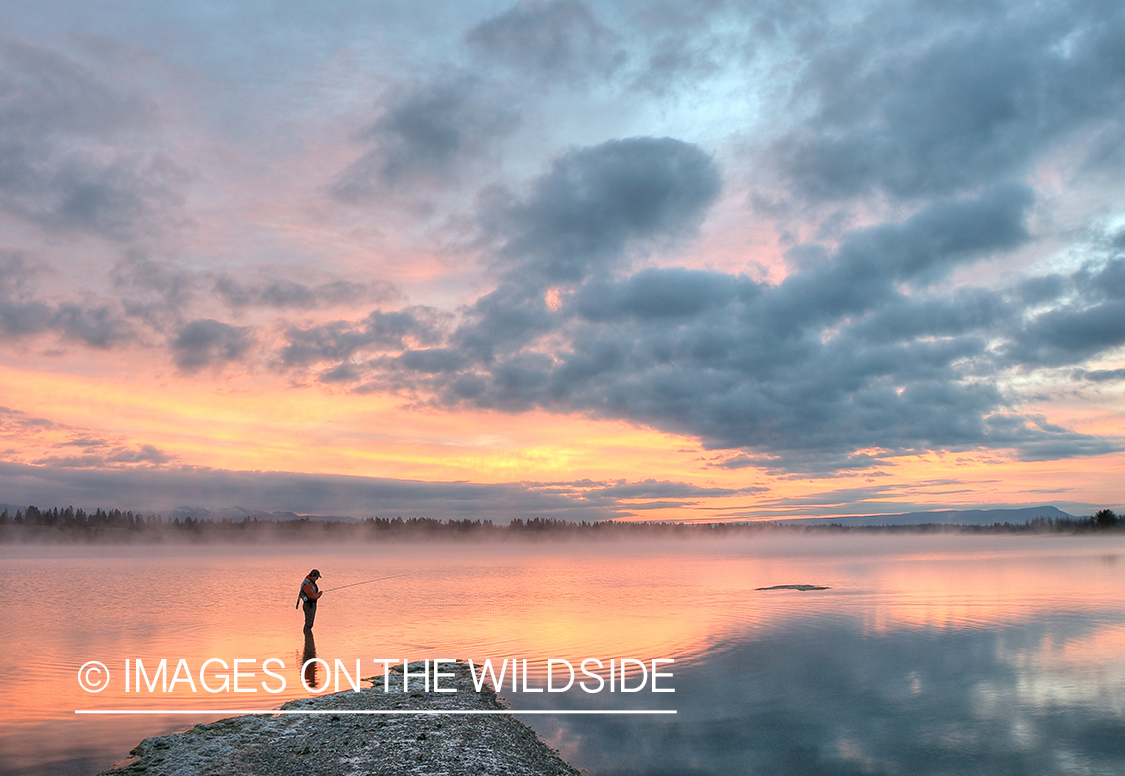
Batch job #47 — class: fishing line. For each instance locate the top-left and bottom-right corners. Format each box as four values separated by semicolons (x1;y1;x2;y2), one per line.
320;572;412;593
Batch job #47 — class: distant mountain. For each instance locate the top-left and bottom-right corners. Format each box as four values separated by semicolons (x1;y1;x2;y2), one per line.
794;506;1078;526
155;507;362;523
155;506;301;522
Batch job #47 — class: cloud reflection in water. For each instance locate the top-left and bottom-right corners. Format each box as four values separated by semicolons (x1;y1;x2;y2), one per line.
523;615;1125;775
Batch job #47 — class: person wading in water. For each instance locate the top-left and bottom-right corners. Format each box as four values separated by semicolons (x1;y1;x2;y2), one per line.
297;569;323;632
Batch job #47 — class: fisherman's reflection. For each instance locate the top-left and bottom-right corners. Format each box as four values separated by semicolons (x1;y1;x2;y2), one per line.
302;630;318;689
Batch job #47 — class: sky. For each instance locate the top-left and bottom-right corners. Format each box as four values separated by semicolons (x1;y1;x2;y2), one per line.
1;0;1123;522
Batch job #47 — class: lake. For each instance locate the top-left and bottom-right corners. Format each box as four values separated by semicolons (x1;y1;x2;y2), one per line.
3;532;1125;775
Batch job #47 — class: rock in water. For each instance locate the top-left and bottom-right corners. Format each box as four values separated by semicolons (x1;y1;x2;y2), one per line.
100;661;580;776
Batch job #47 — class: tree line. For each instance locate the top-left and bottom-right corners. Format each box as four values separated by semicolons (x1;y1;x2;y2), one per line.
0;505;1121;543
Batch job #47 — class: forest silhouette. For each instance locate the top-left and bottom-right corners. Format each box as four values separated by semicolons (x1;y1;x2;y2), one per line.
0;505;1120;543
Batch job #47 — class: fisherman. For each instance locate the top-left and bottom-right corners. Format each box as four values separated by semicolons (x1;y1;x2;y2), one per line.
297;569;323;632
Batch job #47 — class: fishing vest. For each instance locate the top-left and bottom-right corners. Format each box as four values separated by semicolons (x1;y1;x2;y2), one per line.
296;578;319;608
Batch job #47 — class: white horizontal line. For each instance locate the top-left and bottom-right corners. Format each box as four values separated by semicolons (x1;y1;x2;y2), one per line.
76;709;676;715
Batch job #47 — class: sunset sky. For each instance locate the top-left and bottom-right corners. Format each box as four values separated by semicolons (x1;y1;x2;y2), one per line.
1;0;1123;521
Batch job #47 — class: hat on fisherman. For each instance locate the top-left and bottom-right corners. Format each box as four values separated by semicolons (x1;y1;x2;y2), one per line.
309;569;321;578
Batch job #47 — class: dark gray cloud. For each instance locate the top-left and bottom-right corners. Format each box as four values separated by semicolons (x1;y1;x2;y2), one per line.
279;306;449;369
280;149;1121;472
766;0;1125;203
566;478;769;508
0;299;135;348
0;298;53;337
33;439;172;468
1004;258;1125;366
331;72;519;203
482;136;721;283
0;38;187;240
847;289;1010;347
1076;368;1125;383
420;181;1092;469
465;0;625;83
765;184;1033;331
574;266;741;321
451;283;557;363
1007;301;1125;367
171;319;252;372
52;302;135;348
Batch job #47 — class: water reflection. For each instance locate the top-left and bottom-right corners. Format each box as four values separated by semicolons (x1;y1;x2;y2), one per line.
526;616;1125;775
2;536;1124;775
302;630;318;689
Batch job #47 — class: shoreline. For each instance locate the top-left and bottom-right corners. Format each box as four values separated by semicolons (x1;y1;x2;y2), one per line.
98;662;581;776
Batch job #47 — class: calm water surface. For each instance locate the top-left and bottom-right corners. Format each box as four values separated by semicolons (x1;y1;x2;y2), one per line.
3;533;1125;775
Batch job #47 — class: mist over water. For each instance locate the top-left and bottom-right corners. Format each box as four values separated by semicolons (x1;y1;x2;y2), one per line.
3;534;1125;775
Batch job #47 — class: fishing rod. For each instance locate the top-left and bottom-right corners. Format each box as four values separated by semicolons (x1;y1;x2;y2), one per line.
320;572;413;593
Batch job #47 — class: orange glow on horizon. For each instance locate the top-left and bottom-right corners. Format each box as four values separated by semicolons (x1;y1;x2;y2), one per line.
2;350;1123;520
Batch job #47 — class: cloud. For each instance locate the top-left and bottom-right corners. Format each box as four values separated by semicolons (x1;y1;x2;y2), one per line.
0;251;42;294
572;478;768;507
33;439;172;469
450;283;558;363
290;136;721;372
279;306;450;370
765;1;1125;203
51;303;135;348
628;30;722;96
482;136;722;283
110;254;198;324
5;247;409;374
765;184;1033;334
0;38;188;240
0;461;705;522
210;275;383;311
436;184;1077;469
1076;368;1125;383
3;2;1122;490
110;255;400;333
0;251;54;337
4;250;404;373
1004;258;1125;366
330;72;519;203
290;172;1122;472
278;131;1123;472
465;0;625;83
0;250;137;346
1008;301;1125;367
171;319;252;372
574;266;741;322
0;405;56;434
